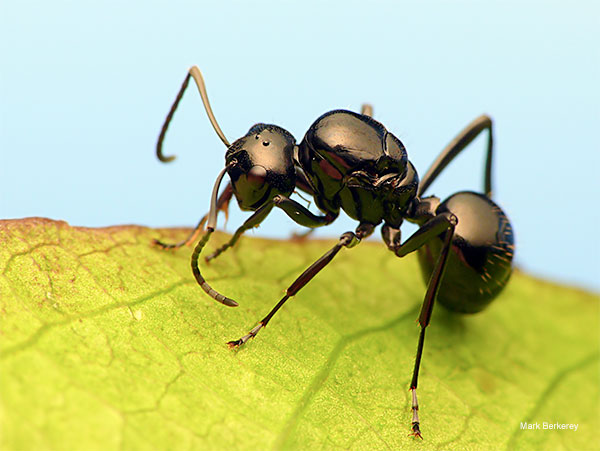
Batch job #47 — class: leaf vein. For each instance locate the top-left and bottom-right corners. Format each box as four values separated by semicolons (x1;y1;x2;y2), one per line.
274;306;419;449
0;280;192;359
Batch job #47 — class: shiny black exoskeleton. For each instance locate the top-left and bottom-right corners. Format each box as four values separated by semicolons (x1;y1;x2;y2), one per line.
154;67;515;439
298;110;418;227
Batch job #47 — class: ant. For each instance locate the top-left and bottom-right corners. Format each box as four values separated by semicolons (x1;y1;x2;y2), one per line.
153;66;515;439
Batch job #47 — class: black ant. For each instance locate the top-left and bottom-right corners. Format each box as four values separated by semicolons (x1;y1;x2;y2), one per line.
153;66;515;438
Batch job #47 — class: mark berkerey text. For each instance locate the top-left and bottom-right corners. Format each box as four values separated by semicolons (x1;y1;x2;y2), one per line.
520;422;579;431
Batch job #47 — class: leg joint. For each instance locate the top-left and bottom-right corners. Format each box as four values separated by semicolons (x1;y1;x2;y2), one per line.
340;232;359;248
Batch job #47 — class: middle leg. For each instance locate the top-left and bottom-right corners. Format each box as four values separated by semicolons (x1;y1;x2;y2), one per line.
227;222;375;347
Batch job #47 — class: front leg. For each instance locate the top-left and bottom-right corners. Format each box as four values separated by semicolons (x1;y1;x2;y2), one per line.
206;194;338;262
153;182;234;250
193;194;339;308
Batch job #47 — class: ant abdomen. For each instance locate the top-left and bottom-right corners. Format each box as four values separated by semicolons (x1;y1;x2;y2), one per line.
417;191;515;313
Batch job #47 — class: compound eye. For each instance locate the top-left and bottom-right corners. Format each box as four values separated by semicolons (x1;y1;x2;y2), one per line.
247;165;268;186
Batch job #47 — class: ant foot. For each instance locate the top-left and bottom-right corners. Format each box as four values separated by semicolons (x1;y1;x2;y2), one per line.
227;323;264;349
409;423;423;439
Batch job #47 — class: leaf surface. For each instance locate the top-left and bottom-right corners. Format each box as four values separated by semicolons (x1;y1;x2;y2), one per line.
1;218;598;450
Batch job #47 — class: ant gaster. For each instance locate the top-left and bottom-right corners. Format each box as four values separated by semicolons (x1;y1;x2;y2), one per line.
153;66;515;439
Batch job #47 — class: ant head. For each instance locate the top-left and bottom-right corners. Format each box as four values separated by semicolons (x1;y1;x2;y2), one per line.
224;124;297;210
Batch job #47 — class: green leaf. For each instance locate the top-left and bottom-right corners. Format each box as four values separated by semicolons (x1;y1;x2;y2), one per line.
1;218;598;450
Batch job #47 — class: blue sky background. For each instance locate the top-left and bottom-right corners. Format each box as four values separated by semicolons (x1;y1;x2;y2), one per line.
1;0;598;292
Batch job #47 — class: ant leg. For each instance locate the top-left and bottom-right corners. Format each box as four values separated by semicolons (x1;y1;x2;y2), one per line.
294;168;316;197
228;223;375;347
205;202;275;262
206;194;337;262
153;183;233;250
391;212;457;438
361;104;374;117
154;217;206;251
274;195;338;228
418;115;493;197
194;193;339;306
289;168;320;241
157;66;230;163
